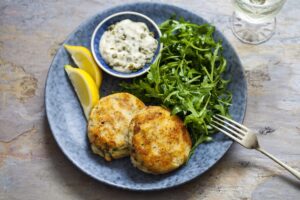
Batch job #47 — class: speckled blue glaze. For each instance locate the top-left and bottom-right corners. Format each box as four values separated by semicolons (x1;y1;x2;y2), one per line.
91;11;162;78
45;3;247;191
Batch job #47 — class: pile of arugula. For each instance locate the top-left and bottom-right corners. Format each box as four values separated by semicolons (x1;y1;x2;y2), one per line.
121;18;232;155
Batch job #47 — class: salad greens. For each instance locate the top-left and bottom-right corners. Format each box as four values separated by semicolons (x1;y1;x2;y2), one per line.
121;18;232;155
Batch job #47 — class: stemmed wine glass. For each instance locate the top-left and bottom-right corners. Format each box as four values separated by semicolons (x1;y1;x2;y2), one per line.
231;0;287;44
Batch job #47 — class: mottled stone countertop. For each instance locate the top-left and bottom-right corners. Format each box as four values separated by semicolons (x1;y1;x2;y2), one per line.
0;0;299;199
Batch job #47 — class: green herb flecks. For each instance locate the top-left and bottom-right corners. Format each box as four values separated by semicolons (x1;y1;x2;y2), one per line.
121;18;232;157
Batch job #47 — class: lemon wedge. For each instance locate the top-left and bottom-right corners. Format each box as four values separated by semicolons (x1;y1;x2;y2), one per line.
65;65;99;119
64;44;102;88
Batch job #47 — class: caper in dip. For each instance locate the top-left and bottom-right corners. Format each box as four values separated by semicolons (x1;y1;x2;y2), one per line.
100;19;158;73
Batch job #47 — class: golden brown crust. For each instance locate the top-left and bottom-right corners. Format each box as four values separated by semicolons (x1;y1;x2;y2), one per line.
129;106;192;174
88;93;145;161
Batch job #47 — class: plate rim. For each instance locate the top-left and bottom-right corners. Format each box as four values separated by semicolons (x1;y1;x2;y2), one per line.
45;2;247;191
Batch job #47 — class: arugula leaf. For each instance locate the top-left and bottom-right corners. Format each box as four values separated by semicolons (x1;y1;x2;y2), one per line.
121;18;232;157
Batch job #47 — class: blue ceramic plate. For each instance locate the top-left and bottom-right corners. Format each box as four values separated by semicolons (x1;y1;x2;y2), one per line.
45;3;247;191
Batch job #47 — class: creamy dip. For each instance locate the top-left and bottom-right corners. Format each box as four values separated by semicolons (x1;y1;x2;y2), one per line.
100;19;158;73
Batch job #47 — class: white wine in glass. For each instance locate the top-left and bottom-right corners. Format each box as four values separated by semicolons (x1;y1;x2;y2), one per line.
231;0;286;44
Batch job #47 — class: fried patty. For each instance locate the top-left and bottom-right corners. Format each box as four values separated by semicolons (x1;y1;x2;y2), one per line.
88;93;145;161
129;106;192;174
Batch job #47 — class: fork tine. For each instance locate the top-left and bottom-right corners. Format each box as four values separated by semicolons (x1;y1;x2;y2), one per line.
211;123;244;145
213;115;247;136
210;123;236;140
216;114;249;131
211;120;242;140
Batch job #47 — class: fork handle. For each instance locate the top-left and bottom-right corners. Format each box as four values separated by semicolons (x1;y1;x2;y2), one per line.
256;147;300;180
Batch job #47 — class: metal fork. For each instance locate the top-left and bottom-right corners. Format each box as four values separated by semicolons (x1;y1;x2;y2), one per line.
211;114;300;180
